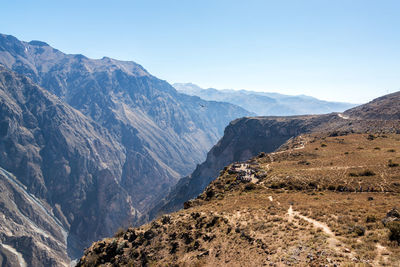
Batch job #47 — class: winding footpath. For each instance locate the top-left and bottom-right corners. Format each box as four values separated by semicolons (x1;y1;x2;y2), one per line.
287;205;356;260
286;204;391;265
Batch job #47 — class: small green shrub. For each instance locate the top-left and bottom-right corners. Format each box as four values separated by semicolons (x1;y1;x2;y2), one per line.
351;225;366;236
366;215;377;223
336;185;346;191
359;170;376;176
258;152;266;158
244;183;256;191
387;221;400;243
388;160;399;167
114;227;125;238
327;185;336;191
350;170;376;177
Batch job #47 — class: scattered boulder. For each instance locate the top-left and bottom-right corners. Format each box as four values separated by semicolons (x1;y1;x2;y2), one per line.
144;229;155;240
161;215;171;225
382;208;400;226
387;221;400;243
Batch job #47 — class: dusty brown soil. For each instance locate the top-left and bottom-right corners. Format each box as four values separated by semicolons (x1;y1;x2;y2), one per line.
78;133;400;266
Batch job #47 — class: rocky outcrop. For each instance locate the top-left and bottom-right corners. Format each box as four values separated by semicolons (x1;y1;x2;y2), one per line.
382;208;400;226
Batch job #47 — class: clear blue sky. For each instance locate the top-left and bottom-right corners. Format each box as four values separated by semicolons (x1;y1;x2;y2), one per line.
1;0;399;103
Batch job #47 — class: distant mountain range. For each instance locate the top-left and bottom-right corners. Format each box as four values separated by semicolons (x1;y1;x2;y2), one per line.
0;33;252;264
173;83;357;116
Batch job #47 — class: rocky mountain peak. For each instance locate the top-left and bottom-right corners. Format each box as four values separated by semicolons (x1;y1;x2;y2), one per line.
28;40;50;47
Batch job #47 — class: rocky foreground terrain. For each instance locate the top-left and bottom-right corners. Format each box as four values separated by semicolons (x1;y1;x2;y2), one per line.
78;132;400;266
79;92;400;266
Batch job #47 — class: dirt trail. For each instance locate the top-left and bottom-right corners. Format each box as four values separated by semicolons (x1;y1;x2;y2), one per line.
338;113;350;120
264;136;306;172
302;165;366;171
288;205;333;236
287;205;356;259
287;205;294;222
267;136;307;163
374;243;390;266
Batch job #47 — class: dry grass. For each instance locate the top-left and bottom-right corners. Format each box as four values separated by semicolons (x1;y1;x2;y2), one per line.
78;133;400;266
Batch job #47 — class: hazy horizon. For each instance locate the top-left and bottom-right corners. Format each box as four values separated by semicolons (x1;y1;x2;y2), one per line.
172;82;366;104
2;0;399;103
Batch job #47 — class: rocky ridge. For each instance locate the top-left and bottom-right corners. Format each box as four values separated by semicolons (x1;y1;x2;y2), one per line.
78;131;400;266
150;92;400;221
0;65;135;261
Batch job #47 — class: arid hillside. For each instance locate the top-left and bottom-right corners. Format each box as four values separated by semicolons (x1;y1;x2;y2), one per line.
150;90;400;221
78;132;400;266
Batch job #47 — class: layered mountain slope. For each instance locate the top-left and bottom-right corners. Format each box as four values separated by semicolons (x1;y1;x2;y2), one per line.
0;33;253;209
0;34;252;261
151;92;400;218
0;65;135;259
173;83;356;116
0;167;69;267
78;132;400;266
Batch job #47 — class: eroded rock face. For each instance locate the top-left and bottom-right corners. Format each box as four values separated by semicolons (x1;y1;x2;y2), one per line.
0;33;252;261
0;167;69;267
0;65;136;259
0;34;253;212
148;115;330;218
0;33;252;183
